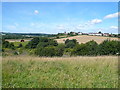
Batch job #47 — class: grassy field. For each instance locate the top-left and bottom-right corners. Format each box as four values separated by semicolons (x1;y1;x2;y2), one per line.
56;35;118;44
13;41;29;47
2;56;118;88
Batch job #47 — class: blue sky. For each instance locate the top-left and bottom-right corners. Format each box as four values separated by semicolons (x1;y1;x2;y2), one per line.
2;2;118;34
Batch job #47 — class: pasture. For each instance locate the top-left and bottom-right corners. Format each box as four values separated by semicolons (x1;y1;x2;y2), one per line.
2;56;118;88
56;35;118;44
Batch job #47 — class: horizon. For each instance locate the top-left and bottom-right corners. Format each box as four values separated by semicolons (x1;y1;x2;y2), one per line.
2;2;118;34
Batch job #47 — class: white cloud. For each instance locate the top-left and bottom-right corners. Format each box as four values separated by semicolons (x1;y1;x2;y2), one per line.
89;19;102;24
6;25;17;30
56;25;66;30
110;26;118;29
75;24;85;30
104;12;120;19
34;10;39;14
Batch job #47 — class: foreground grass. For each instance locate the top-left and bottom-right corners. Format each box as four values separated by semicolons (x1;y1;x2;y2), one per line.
2;56;118;88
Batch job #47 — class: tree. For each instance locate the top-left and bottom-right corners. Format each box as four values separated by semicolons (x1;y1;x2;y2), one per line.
55;44;65;56
71;44;88;56
85;40;98;55
35;43;65;57
25;37;40;49
2;40;10;48
98;40;119;55
65;39;78;48
2;40;15;49
35;46;57;57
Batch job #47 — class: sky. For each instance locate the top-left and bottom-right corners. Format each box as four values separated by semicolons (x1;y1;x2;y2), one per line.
2;2;119;34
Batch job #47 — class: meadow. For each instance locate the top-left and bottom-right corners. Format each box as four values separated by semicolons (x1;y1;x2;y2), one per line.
2;56;118;88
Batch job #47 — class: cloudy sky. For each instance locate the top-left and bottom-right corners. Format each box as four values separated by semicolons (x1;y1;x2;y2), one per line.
2;2;118;34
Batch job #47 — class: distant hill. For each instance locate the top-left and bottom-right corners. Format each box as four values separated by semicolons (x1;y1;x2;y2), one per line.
1;32;56;39
56;35;118;44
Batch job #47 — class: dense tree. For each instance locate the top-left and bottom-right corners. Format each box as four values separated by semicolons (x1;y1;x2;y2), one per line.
85;40;98;55
35;46;56;57
65;39;78;48
55;44;65;56
98;40;119;55
71;44;88;56
25;37;40;49
2;40;15;50
26;37;58;49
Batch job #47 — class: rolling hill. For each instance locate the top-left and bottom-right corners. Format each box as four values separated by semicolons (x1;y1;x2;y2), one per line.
56;35;118;44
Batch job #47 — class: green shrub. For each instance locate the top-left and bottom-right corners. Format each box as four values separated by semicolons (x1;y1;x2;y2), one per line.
35;46;56;57
65;39;78;48
98;40;119;55
72;44;88;56
85;40;98;55
17;43;23;48
25;37;40;49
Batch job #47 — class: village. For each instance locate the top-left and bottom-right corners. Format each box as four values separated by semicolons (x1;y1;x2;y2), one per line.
58;31;117;37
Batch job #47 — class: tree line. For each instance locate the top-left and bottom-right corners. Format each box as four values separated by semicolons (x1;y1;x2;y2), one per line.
2;37;120;56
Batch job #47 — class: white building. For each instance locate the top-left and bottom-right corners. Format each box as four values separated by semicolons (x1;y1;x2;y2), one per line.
78;32;82;35
103;33;109;37
89;33;103;36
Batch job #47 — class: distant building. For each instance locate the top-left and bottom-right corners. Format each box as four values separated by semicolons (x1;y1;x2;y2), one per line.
88;33;103;36
78;32;82;35
82;33;88;35
103;33;109;37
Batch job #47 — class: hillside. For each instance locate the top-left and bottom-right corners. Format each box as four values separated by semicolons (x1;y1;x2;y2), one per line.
56;35;118;44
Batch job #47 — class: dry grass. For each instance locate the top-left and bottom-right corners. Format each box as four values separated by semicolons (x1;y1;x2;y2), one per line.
2;56;118;88
56;35;118;44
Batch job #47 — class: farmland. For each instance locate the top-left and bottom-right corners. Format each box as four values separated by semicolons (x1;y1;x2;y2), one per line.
2;56;118;88
56;35;118;44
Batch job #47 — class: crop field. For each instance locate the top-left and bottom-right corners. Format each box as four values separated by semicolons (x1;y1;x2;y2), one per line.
56;35;118;44
2;56;118;88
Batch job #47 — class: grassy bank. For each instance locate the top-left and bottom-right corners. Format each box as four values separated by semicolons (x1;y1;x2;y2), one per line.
2;56;118;88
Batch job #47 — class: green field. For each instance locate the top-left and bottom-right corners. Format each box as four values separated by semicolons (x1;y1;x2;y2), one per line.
2;56;118;88
13;41;29;47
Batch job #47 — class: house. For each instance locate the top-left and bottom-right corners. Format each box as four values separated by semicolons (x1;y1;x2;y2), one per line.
88;33;103;36
78;32;82;35
103;33;109;37
82;33;88;35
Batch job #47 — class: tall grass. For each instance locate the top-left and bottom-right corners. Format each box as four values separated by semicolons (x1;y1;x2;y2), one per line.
2;56;118;88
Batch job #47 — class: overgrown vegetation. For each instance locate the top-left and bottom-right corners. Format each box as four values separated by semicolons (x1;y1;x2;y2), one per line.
2;36;120;57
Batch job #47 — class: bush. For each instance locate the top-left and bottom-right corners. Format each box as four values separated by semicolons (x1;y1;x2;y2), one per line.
35;46;56;57
65;39;78;48
2;40;15;50
55;44;65;56
35;44;65;57
25;37;40;49
71;40;98;56
26;37;58;49
98;40;119;55
85;40;98;55
71;44;88;56
17;43;23;48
